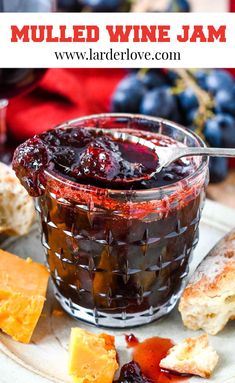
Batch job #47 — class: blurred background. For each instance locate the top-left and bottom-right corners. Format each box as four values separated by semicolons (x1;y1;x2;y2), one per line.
0;0;234;208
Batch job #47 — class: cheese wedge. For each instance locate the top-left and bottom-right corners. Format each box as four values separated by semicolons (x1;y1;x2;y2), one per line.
68;328;119;383
0;249;49;343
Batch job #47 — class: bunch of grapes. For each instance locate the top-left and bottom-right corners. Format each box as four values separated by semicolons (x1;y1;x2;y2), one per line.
58;0;190;13
111;68;235;183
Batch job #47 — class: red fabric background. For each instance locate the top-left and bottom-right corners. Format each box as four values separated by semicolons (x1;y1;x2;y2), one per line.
230;0;235;12
7;68;126;141
6;66;235;149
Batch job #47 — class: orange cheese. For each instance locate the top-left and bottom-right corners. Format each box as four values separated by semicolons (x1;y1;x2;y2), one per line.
68;328;119;383
0;249;49;343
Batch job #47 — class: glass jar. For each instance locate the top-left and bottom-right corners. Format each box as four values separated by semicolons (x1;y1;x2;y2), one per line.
35;114;209;327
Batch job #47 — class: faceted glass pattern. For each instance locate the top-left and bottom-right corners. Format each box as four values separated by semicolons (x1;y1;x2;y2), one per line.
35;114;209;327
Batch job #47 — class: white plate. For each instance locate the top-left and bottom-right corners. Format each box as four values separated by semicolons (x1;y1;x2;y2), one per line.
1;199;235;383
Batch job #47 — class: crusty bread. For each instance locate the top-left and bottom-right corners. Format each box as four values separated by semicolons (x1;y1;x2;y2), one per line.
179;229;235;335
159;334;219;378
0;162;35;235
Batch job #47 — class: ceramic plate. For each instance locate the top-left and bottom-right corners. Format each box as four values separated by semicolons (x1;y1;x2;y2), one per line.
1;199;235;383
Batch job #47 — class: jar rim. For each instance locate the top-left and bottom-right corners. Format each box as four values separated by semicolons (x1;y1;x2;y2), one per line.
44;113;209;199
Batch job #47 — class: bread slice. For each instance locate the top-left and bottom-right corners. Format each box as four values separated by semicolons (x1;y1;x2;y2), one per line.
159;334;219;378
0;162;35;235
179;229;235;335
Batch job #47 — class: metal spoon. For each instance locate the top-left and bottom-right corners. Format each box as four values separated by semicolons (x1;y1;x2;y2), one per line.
86;128;235;182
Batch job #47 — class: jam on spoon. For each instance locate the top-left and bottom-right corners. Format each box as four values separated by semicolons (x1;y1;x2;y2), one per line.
69;133;158;184
14;123;226;190
13;125;195;195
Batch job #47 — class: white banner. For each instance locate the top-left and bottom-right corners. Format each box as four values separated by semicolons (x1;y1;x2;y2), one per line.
0;12;234;68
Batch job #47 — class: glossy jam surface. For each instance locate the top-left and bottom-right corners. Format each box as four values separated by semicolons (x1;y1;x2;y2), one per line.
125;333;139;348
13;126;196;196
118;334;189;383
119;335;190;383
115;361;153;383
49;129;159;186
132;337;189;383
13;123;207;325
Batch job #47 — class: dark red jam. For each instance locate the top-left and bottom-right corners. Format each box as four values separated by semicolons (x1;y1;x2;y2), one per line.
119;335;190;383
132;337;189;383
13;126;195;196
125;333;139;348
115;361;153;383
12;123;207;323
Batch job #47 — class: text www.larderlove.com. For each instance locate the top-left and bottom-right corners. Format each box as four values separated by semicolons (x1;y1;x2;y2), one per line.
54;48;181;62
3;16;231;67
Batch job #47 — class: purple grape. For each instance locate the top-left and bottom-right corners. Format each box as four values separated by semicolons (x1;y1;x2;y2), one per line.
166;0;190;12
205;70;234;95
58;0;82;10
81;0;124;11
186;108;198;126
194;70;208;90
111;74;146;113
204;117;223;147
215;88;235;116
141;70;167;90
140;87;178;120
209;157;228;183
218;114;235;148
178;87;199;112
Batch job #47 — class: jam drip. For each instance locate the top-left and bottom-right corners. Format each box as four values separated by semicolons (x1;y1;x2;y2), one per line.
125;334;139;348
12;126;195;197
121;335;190;383
13;137;49;197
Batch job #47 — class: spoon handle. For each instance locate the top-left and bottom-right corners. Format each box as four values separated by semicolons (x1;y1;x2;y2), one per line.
177;147;235;159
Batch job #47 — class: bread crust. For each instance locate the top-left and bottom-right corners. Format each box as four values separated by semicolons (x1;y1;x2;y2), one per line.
159;334;219;378
179;229;235;335
0;162;35;236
